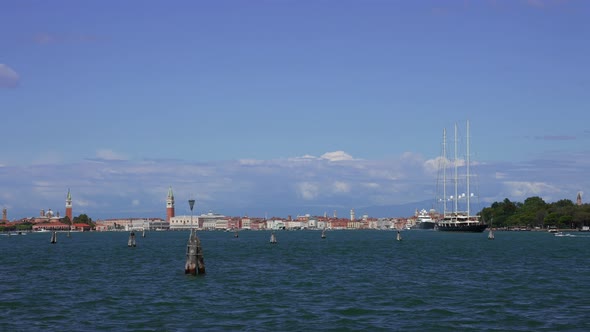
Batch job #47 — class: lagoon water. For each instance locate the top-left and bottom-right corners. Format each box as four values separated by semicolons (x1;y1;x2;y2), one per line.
1;230;589;331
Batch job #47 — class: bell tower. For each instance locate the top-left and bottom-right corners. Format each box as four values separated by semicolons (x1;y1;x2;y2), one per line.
65;188;73;220
166;186;175;222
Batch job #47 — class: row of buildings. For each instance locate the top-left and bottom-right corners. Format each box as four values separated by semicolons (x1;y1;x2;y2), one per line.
2;187;412;232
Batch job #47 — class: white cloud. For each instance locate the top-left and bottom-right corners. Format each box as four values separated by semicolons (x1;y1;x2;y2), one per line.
332;181;351;193
503;181;560;198
96;149;127;161
321;151;353;161
297;182;319;200
0;64;19;88
239;159;263;166
2;149;589;219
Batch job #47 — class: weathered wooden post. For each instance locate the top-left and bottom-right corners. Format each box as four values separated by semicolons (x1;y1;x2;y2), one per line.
396;230;402;241
270;231;277;244
128;231;136;247
50;231;57;244
185;198;205;275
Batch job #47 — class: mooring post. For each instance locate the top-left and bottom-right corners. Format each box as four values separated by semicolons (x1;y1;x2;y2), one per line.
270;231;277;244
128;231;136;247
50;231;57;244
185;198;205;275
396;230;402;241
185;229;205;275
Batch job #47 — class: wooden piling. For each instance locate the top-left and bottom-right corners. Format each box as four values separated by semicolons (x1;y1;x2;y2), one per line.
396;230;402;241
128;231;136;247
185;230;205;275
50;231;57;244
270;231;277;244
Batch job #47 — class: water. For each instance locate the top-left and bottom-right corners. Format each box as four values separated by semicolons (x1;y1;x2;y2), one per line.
1;230;589;331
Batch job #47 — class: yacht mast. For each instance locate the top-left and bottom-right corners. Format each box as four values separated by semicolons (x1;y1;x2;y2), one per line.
443;128;447;217
454;123;458;215
466;120;471;217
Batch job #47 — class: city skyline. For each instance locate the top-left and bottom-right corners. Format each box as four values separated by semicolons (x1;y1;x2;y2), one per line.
1;1;589;219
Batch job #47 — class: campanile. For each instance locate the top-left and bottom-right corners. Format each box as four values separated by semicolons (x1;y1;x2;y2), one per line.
166;186;175;222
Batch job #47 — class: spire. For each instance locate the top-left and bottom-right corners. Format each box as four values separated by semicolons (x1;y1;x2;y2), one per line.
167;186;174;199
67;188;72;201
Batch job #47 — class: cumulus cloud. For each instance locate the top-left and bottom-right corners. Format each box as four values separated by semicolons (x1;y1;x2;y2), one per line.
503;181;560;197
321;151;353;161
0;64;19;88
2;149;589;219
297;182;319;200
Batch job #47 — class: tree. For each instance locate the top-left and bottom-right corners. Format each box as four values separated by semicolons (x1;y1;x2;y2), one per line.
73;214;94;226
61;216;71;225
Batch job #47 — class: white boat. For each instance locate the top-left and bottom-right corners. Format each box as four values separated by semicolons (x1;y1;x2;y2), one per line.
411;209;436;230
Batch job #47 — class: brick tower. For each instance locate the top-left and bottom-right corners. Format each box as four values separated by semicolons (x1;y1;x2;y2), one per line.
65;188;73;220
166;186;175;222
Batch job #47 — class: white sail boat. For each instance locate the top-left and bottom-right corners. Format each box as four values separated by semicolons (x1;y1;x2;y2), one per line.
437;121;488;232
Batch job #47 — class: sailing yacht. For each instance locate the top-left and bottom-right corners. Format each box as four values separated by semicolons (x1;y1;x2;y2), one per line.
436;121;488;233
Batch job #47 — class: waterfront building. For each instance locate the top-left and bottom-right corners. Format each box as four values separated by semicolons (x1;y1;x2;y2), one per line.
200;212;227;230
266;219;286;230
241;217;251;230
169;215;199;230
97;218;167;231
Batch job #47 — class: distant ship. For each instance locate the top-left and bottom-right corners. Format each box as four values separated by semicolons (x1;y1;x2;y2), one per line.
411;209;436;230
436;122;487;233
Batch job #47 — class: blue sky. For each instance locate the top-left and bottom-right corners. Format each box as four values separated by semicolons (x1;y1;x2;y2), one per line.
1;0;589;220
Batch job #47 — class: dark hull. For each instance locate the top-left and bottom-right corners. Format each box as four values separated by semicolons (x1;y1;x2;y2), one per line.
437;223;488;233
411;222;436;230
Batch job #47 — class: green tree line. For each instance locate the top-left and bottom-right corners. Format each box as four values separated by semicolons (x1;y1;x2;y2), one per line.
479;196;590;229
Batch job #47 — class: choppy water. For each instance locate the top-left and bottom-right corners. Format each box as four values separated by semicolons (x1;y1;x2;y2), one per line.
1;230;589;331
